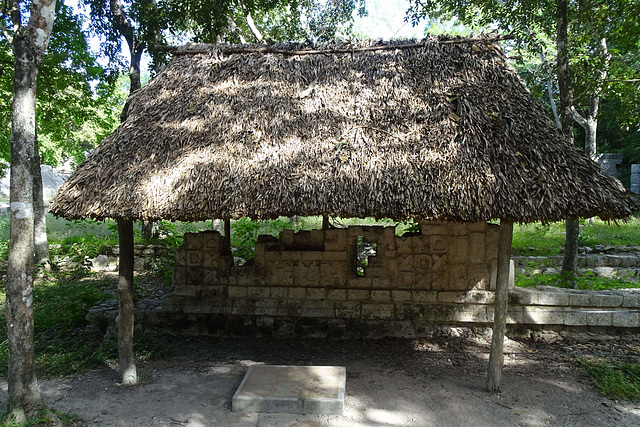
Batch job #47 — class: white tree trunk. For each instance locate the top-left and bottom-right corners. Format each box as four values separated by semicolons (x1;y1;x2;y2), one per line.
6;0;57;422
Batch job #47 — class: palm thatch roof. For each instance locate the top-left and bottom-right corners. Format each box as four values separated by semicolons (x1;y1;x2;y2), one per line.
50;35;638;223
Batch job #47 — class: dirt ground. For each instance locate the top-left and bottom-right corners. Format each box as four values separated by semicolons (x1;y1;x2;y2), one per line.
2;333;640;427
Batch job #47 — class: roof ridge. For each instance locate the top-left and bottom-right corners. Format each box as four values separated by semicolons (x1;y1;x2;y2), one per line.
156;35;514;57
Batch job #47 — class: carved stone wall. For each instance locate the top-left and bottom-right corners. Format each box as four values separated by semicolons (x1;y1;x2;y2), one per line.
162;222;504;337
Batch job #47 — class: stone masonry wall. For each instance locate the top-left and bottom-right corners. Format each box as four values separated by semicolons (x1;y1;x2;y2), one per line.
162;222;509;337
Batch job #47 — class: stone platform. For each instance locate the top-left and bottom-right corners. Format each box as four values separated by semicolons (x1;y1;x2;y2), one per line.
232;365;346;415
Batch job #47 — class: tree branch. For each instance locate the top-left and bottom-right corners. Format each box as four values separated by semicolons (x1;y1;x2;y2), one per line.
244;11;264;43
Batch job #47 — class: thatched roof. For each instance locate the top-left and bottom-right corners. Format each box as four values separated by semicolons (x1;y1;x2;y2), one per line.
50;36;638;223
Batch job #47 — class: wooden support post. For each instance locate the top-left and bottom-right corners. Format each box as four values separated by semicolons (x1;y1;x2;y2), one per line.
117;220;137;386
322;215;330;230
487;220;513;392
224;219;231;249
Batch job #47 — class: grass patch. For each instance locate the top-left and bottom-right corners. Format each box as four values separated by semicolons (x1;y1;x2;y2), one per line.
578;358;640;401
511;217;640;256
516;271;639;291
0;406;82;426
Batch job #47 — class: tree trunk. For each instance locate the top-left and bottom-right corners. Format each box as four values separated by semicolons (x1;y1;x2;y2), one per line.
141;220;158;239
6;0;57;421
556;0;579;281
33;142;49;267
487;221;513;391
117;220;137;385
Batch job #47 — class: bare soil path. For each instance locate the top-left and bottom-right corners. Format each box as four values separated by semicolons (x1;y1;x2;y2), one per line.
2;334;640;426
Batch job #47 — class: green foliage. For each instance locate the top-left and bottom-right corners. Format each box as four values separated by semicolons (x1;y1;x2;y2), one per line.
231;217;296;260
516;270;638;291
0;2;122;168
0;406;82;427
578;358;640;401
511;218;640;256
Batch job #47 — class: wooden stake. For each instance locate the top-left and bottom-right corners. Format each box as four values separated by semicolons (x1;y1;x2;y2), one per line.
322;216;330;230
487;220;513;392
224;219;231;249
117;220;137;385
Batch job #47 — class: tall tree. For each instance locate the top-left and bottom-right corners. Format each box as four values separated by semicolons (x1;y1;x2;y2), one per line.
2;0;57;422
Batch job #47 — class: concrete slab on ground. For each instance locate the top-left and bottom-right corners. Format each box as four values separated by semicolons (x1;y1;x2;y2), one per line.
232;365;346;415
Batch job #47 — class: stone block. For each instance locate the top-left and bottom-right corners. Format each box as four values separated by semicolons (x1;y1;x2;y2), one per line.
382;259;398;277
280;251;303;261
294;261;320;287
248;287;271;299
365;266;385;278
302;251;323;261
438;292;467;303
255;300;279;316
468;233;486;264
203;231;222;250
449;264;468;290
187;251;203;267
419;221;448;236
231;300;256;315
468;263;490;290
327;289;347;300
323;251;347;261
334;301;361;318
414;254;433;273
392;290;412;302
590;294;624;307
278;301;302;317
172;267;187;285
175;248;188;266
188;268;220;286
413;291;437;303
398;255;414;272
505;306;523;324
453;306;488;323
184;232;204;250
270;287;288;299
485;227;499;260
348;277;371;289
430;235;448;253
623;295;640;307
413;272;433;290
288;287;306;299
564;310;587;326
432;253;448;273
612;311;640;328
268;261;295;286
280;229;294;247
449;236;469;264
523;307;564;325
307;288;327;300
396;237;412;255
254;243;265;269
464;291;494;304
431;273;450;290
380;227;396;252
394;304;421;321
228;286;248;298
300;302;334;318
361;303;394;320
448;223;468;236
232;365;346;415
569;293;591;306
411;235;430;254
310;230;325;249
347;289;370;301
320;261;347;287
371;290;391;302
468;222;488;232
324;229;347;251
536;291;570;306
399;272;414;288
372;277;391;288
586;311;613;327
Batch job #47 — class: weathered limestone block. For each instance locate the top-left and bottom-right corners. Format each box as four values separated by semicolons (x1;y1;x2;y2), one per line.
173;266;188;285
293;260;320;286
361;303;394;320
410;235;429;254
175;248;188;266
419;221;448;236
279;229;294;247
430;235;448;253
586;311;613;327
288;287;306;299
228;286;248;298
612;311;640;328
327;289;347;300
523;307;564;325
448;222;469;236
438;292;467;303
372;277;391;289
380;227;396;252
564;310;588;326
306;288;326;300
391;290;412;302
267;261;295;286
270;287;288;299
485;225;499;260
468;263;490;290
449;236;469;264
347;277;371;289
371;290;391;302
347;289;370;301
412;290;437;303
320;260;347;287
449;264;469;290
396;237;412;255
324;229;347;251
334;301;361;318
468;232;486;264
247;287;270;299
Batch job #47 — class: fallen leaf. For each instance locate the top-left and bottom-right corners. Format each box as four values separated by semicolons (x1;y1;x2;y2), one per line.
448;112;461;122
